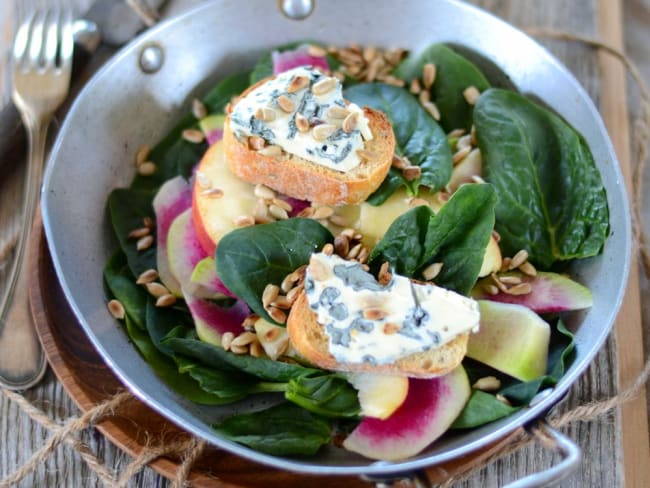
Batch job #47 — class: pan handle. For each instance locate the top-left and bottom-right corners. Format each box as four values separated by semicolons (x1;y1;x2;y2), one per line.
362;421;580;487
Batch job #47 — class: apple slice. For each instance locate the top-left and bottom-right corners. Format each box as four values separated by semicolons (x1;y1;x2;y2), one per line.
347;372;409;420
343;366;470;460
192;141;258;255
253;317;290;360
152;176;193;296
478;235;502;277
467;300;550;382
446;148;482;193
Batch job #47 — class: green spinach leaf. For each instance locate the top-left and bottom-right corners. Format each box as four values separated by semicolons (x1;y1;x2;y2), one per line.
286;374;360;418
215;218;333;323
162;335;321;382
473;88;609;269
451;390;520;429
370;183;497;295
345;83;452;204
104;253;226;404
107;190;157;281
394;43;491;132
213;402;331;456
130;71;251;191
146;301;194;357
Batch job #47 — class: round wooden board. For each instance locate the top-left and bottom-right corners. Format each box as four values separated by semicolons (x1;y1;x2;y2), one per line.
28;221;521;487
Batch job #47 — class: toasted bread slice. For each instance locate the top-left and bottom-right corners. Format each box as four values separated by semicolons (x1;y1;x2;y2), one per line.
223;80;395;206
287;291;469;378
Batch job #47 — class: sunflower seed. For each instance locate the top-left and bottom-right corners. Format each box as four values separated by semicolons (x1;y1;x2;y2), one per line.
312;77;337;95
182;128;205;143
463;86;481;105
231;331;258;347
269;204;289;220
295;112;310;132
422;101;441;120
258;145;283;157
312;206;334;220
271;296;292;310
107;300;125;320
473;376;501;391
248;135;266;150
453;145;472;165
483;284;500;295
136;235;154;251
409;78;422;94
155;294;176;307
233;215;255;227
422;63;437;89
137;161;157;176
249;341;264;357
507;283;533;295
146;282;169;297
230;344;248;355
500;276;522;285
255;106;277;122
287;75;310;93
262;284;280;308
271;198;292;212
277;94;295;113
322;243;335;255
254;184;276;200
418;90;431;104
135;144;151;166
192;98;207;119
128;227;151;239
447;128;466;139
221;332;235;350
408;197;429;208
509;250;529;270
519;261;537;277
136;269;159;285
422;262;444;281
312;123;337;141
342;112;358;133
347;243;363;260
267;306;287;324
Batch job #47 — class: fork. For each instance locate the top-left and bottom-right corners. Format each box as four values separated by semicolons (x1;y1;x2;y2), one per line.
0;4;73;389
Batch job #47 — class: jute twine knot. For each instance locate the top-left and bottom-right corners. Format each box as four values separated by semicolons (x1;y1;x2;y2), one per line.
1;30;649;488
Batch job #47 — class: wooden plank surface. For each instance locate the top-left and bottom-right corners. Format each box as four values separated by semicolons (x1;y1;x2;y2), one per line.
0;0;646;486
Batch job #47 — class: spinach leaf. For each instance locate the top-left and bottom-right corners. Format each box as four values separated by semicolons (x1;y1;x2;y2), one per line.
286;374;360;418
473;88;609;269
213;402;331;456
103;251;147;330
215;218;333;323
451;390;520;429
345;83;452;203
104;253;226;404
131;71;251;191
107;189;157;280
174;355;260;403
370;183;497;295
394;43;491;132
146;301;194;357
162;335;321;382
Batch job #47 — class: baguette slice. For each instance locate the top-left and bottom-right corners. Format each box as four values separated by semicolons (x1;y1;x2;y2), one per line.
223;82;395;206
287;291;469;378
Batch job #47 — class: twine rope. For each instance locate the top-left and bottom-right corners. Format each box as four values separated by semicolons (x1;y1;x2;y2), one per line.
1;29;649;488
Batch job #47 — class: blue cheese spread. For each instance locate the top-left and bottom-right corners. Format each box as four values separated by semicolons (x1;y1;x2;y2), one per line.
304;253;480;365
229;66;372;172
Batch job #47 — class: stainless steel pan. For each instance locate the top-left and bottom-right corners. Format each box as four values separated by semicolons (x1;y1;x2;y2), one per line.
41;0;631;485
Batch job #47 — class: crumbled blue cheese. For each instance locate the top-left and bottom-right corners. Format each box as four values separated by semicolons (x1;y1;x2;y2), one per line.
304;253;480;365
229;66;372;172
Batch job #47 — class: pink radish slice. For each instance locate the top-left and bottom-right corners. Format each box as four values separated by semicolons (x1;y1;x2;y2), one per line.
186;291;250;345
343;366;471;461
272;45;329;74
153;176;193;296
471;271;592;313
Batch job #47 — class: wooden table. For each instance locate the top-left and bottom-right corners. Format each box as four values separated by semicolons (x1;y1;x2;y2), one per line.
1;0;649;486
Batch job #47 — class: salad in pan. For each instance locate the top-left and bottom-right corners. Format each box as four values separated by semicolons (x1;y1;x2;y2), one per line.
104;42;608;460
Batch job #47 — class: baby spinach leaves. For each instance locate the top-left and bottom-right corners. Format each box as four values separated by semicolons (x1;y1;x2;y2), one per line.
215;218;333;323
286;374;361;418
370;183;497;295
345;83;452;204
213;402;331;456
473;88;609;269
395;43;491;132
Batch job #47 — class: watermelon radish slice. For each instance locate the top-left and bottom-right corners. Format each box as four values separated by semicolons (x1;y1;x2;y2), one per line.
343;366;471;460
191;256;236;298
471;271;592;313
185;291;249;346
272;44;329;74
199;114;226;145
152;176;193;296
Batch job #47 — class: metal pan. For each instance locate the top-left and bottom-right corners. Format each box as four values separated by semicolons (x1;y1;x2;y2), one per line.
40;0;631;485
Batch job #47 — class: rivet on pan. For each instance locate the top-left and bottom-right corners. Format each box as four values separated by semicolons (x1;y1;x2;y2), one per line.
139;43;165;74
278;0;315;20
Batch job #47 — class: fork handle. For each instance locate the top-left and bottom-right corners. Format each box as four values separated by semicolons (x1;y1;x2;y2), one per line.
0;119;49;390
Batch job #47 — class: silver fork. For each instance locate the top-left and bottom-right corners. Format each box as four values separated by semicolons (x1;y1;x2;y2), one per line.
0;4;74;389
